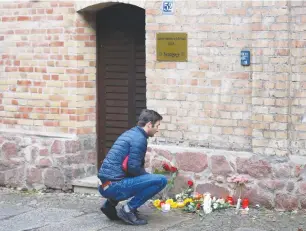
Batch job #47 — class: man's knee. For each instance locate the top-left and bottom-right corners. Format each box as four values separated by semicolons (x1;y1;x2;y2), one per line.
156;174;167;188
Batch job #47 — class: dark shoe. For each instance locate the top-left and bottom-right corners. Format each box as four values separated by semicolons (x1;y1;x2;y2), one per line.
117;206;147;225
100;200;120;220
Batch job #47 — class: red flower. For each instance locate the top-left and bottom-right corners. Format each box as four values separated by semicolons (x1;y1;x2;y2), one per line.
162;163;171;171
196;203;201;209
170;166;178;172
187;180;194;187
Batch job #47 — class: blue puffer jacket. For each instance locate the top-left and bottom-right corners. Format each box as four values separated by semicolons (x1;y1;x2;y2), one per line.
98;126;148;183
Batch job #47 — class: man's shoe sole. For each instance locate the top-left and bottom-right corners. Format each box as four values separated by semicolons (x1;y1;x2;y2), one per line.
117;209;147;225
100;207;120;220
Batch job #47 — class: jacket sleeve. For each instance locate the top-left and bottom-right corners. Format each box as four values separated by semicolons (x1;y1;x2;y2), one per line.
127;138;148;176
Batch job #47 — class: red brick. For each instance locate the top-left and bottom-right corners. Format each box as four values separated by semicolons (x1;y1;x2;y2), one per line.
47;15;63;21
50;108;59;114
49;95;64;101
47;28;63;34
227;72;249;79
3;119;17;124
76;28;85;33
17;16;31;21
46;9;53;14
61;101;68;107
15;29;29;34
51;75;59;80
0;36;4;41
14;61;20;66
84;95;95;101
44;121;59;127
17;80;32;86
34;81;46;87
2;17;16;22
90;35;96;41
19;107;33;113
49;41;64;47
15;113;29;119
276;49;289;56
85;42;95;47
59;2;74;7
5;67;18;72
16;42;30;47
35;67;47;73
11;100;18;105
64;55;83;60
66;69;84;74
50;55;62;60
76;127;93;134
19;67;33;72
35;108;49;113
2;3;17;9
292;40;306;48
73;35;90;41
61;108;76;114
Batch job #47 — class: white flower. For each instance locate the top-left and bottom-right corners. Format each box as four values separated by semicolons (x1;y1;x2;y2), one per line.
213;203;218;209
212;197;216;202
219;199;225;204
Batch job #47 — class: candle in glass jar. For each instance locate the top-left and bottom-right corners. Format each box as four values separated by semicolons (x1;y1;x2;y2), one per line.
242;198;249;209
226;196;234;205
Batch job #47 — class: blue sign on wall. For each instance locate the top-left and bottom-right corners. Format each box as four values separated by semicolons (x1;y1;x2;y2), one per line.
241;50;250;66
162;0;174;15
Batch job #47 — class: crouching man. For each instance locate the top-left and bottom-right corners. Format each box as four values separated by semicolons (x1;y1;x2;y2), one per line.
97;109;167;225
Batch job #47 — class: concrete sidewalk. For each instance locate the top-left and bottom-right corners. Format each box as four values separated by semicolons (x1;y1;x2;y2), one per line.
0;187;305;231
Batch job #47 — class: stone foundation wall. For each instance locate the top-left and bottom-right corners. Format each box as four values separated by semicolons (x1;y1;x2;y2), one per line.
0;132;97;191
146;144;306;211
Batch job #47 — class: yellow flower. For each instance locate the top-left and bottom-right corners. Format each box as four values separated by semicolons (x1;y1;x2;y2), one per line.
153;199;161;208
171;202;178;208
165;199;174;205
183;198;193;205
177;201;185;208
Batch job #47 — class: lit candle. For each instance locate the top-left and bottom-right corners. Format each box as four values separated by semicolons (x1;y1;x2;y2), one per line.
242;198;249;209
226;196;234;205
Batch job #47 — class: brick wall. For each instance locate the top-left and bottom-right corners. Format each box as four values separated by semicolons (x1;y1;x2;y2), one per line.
1;1;306;192
1;0;306;156
0;1;96;135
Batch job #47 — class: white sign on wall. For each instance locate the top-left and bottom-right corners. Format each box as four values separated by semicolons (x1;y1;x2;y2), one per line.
162;0;174;15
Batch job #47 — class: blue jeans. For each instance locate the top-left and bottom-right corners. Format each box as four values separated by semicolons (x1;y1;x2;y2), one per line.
98;174;167;210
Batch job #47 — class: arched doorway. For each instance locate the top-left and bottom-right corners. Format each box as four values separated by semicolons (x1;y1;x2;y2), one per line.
96;4;146;164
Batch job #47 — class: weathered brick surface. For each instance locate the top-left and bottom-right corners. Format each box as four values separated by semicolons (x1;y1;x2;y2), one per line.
147;144;306;210
0;132;96;190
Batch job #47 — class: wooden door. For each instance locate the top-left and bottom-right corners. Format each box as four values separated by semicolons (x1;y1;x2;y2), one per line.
97;4;146;165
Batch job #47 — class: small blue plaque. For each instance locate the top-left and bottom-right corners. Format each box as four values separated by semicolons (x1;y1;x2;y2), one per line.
162;0;174;15
241;50;250;66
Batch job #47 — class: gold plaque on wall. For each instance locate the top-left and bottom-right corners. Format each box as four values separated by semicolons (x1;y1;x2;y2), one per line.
156;33;187;62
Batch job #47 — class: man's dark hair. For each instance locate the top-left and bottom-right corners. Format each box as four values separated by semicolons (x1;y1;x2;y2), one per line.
137;109;163;127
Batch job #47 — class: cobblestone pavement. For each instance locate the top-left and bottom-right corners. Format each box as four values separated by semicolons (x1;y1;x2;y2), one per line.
0;187;305;231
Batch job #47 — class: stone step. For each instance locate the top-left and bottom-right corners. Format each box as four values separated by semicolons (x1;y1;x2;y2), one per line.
72;175;100;195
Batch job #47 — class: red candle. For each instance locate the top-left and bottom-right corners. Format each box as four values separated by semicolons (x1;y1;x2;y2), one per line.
242;198;249;209
226;196;234;205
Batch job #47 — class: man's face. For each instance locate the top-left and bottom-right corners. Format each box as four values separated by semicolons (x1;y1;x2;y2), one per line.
147;120;160;137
